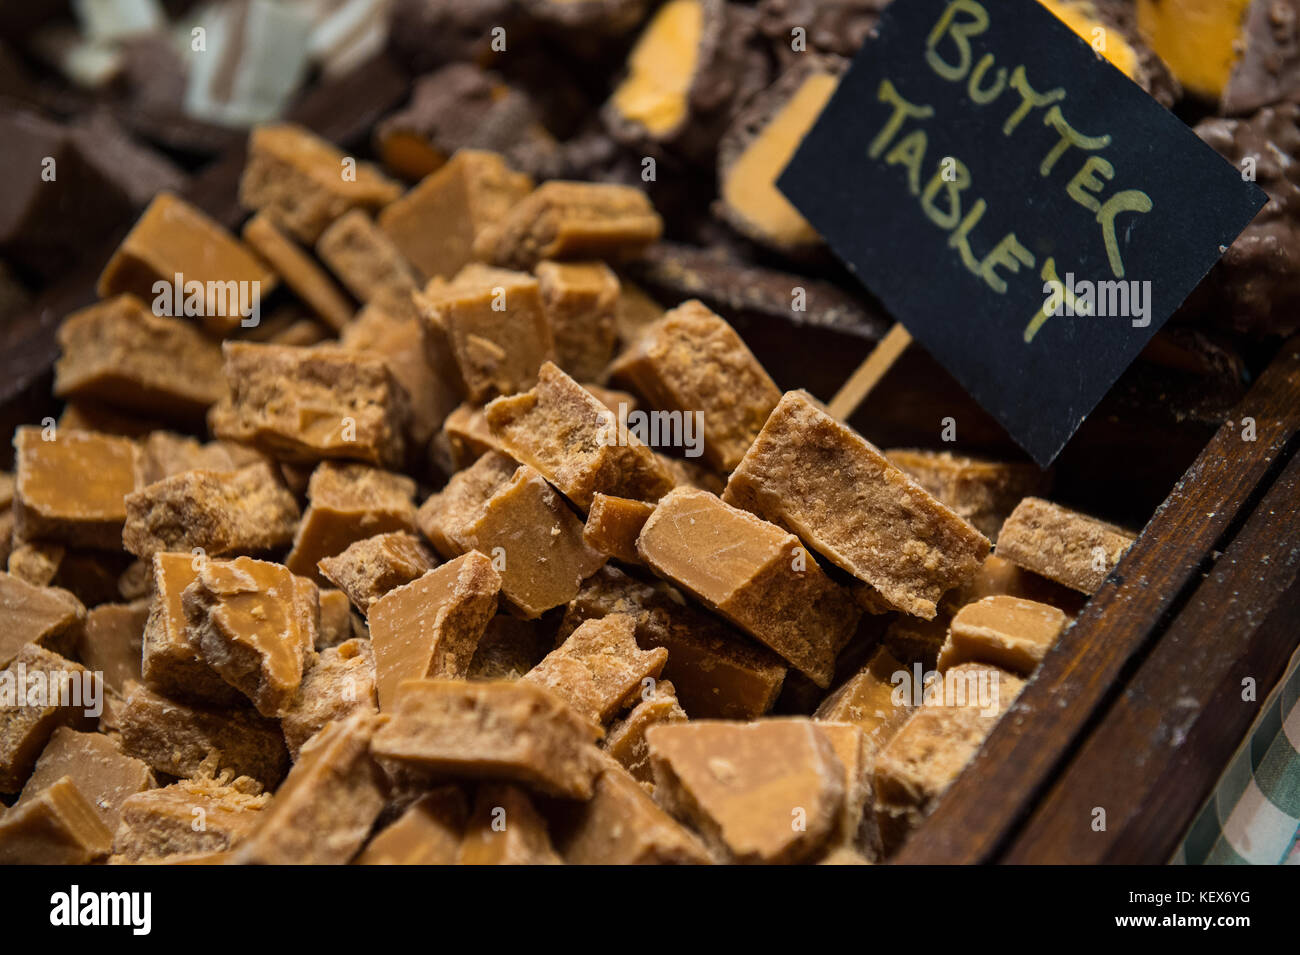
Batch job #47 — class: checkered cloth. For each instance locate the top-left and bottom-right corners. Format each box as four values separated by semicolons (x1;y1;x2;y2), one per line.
1175;645;1300;865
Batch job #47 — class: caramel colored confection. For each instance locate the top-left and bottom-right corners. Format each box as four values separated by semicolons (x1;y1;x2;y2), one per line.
485;362;676;511
123;462;301;560
815;646;913;761
473;180;663;271
54;294;226;422
240;123;403;244
584;493;656;564
357;786;468;865
457;783;563;865
874;663;1025;850
342;305;460;448
286;462;417;583
0;776;111;864
318;531;438;615
418;453;606;619
996;497;1136;595
1135;0;1251;104
182;557;319;718
466;616;553;682
210;342;410;468
370;679;602;799
282;639;377;758
610;299;780;472
535;260;620;382
316;209;421;317
317;589;359;650
433;402;504;473
723;391;990;619
18;727;153;834
114;777;267;862
417;265;556;402
0;646;93;793
552;758;711;864
0;572;84;669
75;601;148;696
117;682;288;786
647;720;846;864
938;596;1070;676
811;720;878;856
563;565;786;720
235;713;387;865
141;553;243;705
242;213;355;332
7;542;62;588
14;426;139;551
524;614;668;725
135;431;266;487
368;552;501;710
638;487;860;687
97;192;278;336
885;449;1046;542
379;149;533;282
603;679;687;783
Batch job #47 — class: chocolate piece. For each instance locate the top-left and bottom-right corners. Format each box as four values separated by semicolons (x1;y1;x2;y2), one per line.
285;462;417;583
98;192;277;337
234;712;387;864
562;565;786;719
113;777;267;862
370;679;602;799
242;212;356;331
379;149;533;281
281;638;378;758
1033;0;1177;105
610;300;780;472
757;0;885;59
457;783;563;865
68;109;188;207
647;719;845;864
995;497;1135;595
638;487;860;687
0;646;94;793
318;531;438;615
181;557;319;718
0;572;84;670
123;462;301;560
1136;0;1252;103
317;589;359;650
0;775;111;864
553;756;711;864
524;614;667;725
316;209;421;317
117;682;288;786
356;786;467;864
368;552;501;709
55;294;226;423
716;56;845;253
723;391;991;619
814;646;913;761
76;600;149;694
535;260;620;382
584;493;656;564
417;265;556;402
17;727;153;833
467;616;553;681
603;679;687;782
210;342;410;468
1222;0;1300;114
341;305;460;447
485;362;676;511
13;426;139;551
937;596;1070;676
418;454;606;619
474;181;663;271
239;123;402;244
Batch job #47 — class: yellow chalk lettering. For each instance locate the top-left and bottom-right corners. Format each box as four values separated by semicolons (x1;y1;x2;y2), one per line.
947;198;989;278
967;53;1008;104
1096;189;1152;279
885;130;929;196
921;158;971;229
979;232;1034;294
1066;155;1115;213
869;79;935;159
925;0;990;82
1039;105;1111;176
1003;66;1065;136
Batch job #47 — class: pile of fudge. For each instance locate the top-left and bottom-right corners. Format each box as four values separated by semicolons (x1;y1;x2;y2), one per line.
0;0;1294;864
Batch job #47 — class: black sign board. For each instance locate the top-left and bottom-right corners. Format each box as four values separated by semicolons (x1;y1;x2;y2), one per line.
779;0;1267;466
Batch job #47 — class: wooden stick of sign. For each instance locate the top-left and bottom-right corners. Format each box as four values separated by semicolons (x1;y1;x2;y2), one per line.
827;322;913;421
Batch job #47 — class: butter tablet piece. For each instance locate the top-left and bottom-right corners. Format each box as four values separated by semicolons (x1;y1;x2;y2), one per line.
815;646;914;762
0;572;85;670
0;775;112;864
885;449;1047;542
534;259;620;382
723;390;990;619
467;615;553;682
316;589;360;650
356;786;468;865
370;679;602;799
457;783;563;865
315;209;421;318
647;719;846;864
318;531;438;615
609;300;780;472
938;595;1069;676
281;638;378;758
602;679;687;783
0;646;94;793
17;727;153;833
995;497;1136;595
368;552;501;709
242;212;355;331
485;361;675;511
583;493;656;564
637;487;860;687
141;553;243;705
114;777;267;862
